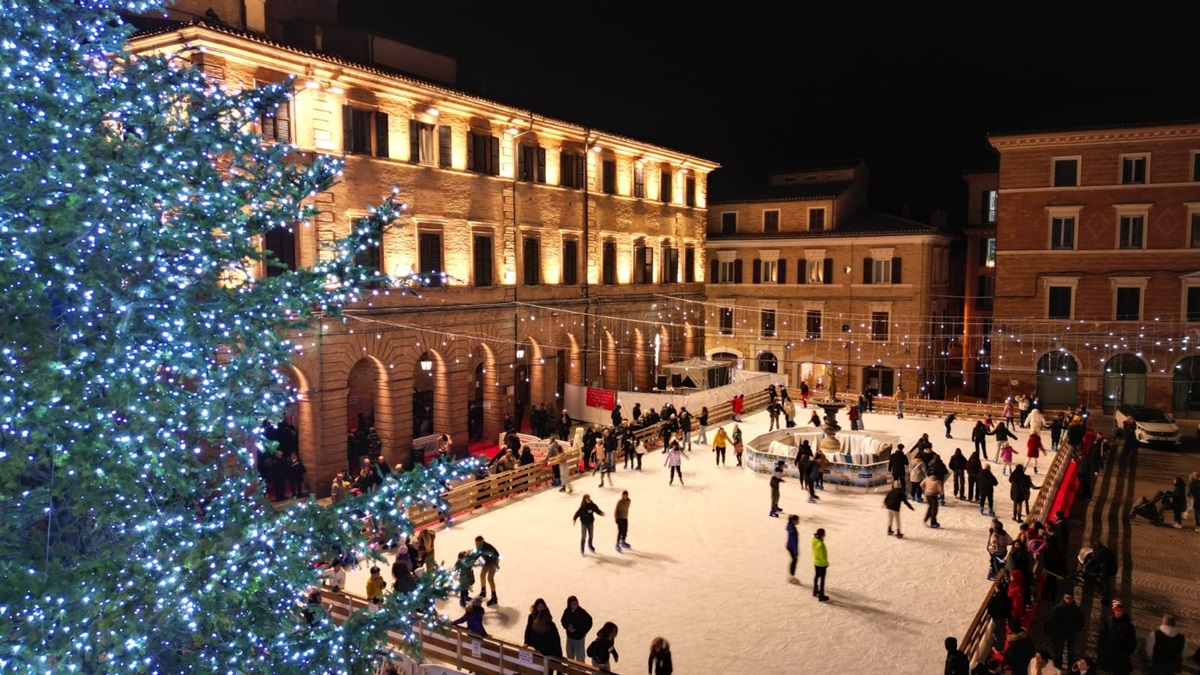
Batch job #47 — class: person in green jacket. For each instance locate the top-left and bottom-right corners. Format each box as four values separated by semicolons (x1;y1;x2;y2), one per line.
812;528;829;602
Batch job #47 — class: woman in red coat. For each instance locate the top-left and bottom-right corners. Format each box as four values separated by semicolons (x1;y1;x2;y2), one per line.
1007;568;1026;624
1025;433;1044;474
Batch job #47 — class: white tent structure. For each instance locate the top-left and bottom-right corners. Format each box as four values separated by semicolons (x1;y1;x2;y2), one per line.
661;357;732;391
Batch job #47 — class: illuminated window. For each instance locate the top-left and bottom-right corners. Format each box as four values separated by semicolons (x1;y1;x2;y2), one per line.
409;120;435;165
982;190;997;224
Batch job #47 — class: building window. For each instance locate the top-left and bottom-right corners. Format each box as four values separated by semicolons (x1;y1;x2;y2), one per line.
805;259;823;284
260;99;291;144
719;307;733;335
1120;155;1148;184
805;310;822;339
409;120;435;165
761;309;776;337
560;151;585;188
982;190;998;224
871;312;889;342
633;242;653;284
522;236;541;285
602;241;617;285
809;208;826;232
518;144;547;182
1187;287;1200;321
1191;213;1200;248
1051;217;1075;250
763;210;780;233
343;106;388;157
661;245;679;284
979;238;997;267
721;212;737;235
976;276;994;311
1115;286;1141;321
1052;158;1079;187
873;254;892;281
717;260;738;284
562;239;579;285
1048;286;1073;319
633;162;645;198
1118;215;1144;249
602;159;616;194
438;125;452;169
660;170;672;203
685;176;696;207
684;247;695;283
758;259;778;284
417;231;443;287
262;224;297;276
467;130;499;175
473;235;493;287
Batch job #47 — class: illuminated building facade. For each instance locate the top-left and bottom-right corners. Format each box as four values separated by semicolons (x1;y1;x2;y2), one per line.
961;170;998;400
129;3;716;494
704;160;957;398
988;121;1200;415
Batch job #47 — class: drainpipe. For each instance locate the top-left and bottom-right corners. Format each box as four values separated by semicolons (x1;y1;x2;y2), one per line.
582;127;592;388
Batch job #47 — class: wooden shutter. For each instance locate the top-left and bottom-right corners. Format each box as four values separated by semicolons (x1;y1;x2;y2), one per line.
734;259;743;283
777;259;787;284
275;102;291;144
752;259;761;284
537;147;546;182
575;154;585;188
342;105;354;153
892;257;902;283
409;120;421;163
467;131;476;171
473;235;493;287
710;259;719;283
863;257;873;283
373;111;388;158
823;258;833;285
634;246;646;284
438;125;452;168
489;136;500;175
797;260;807;284
264;226;296;276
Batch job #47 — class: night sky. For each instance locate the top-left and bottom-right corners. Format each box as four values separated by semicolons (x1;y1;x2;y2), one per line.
338;2;1199;224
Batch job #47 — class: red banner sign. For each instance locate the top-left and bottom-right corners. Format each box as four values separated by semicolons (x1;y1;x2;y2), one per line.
586;387;616;411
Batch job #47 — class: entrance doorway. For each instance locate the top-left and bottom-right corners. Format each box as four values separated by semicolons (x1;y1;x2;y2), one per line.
757;352;779;373
1102;353;1146;414
1172;356;1200;420
863;366;895;396
1036;350;1078;408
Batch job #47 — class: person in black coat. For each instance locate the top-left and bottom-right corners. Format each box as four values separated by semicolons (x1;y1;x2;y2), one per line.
985;580;1012;653
948;448;967;499
649;636;673;675
1097;600;1137;675
971;420;990;460
888;444;908;487
945;636;970;675
524;607;563;659
988;421;1015;457
977;465;998;517
561;596;593;663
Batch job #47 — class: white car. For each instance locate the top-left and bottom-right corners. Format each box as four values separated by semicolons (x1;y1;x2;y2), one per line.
1114;404;1181;447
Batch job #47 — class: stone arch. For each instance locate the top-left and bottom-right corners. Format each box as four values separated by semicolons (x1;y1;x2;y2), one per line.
412;349;450;451
466;343;503;444
1102;352;1148;412
1170;355;1200;419
1036;349;1079;408
657;325;673;369
757;351;779;373
684;322;698;359
278;363;319;490
565;333;584;386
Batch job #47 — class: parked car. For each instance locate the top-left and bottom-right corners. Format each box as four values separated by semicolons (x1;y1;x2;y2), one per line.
1114;403;1181;447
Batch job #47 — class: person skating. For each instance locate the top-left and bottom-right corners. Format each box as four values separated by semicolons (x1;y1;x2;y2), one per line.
453;550;475;607
614;490;632;552
769;461;786;517
883;484;915;538
977;464;998;517
806;452;823;503
921;472;944;528
648;636;673;675
998;440;1015;476
966;450;982;501
895;386;907;418
587;621;619;672
948;448;967;499
473;535;501;606
811;528;829;601
663;441;687;486
573;494;604;555
944;411;956;439
989;421;1016;461
712;426;730;466
731;423;744;466
561;595;593;663
785;514;800;582
451;596;488;637
694;406;709;445
971;420;990;461
1009;464;1038;522
888;443;908;489
908;456;927;503
1026;432;1045;474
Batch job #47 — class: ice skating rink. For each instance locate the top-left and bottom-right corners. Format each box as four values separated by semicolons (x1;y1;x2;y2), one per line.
346;405;1042;674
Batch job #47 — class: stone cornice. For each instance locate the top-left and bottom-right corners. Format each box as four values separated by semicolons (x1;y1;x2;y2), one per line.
989;124;1200;150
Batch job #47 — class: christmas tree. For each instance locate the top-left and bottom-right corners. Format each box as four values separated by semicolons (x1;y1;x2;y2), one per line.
0;2;471;672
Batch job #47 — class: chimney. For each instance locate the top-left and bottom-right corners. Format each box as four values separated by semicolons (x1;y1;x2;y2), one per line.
244;0;266;34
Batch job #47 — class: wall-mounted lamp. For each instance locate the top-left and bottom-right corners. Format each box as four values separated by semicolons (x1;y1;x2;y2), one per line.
424;105;440;117
636;156;647;165
504;126;520;136
590;143;602;153
844;265;852;274
419;357;433;371
329;85;344;95
304;80;321;90
516;348;526;359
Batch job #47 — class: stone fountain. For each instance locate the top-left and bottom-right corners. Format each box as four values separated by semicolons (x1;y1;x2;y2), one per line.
815;400;845;456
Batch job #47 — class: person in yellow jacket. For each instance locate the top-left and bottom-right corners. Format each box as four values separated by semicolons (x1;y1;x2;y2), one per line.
811;529;829;602
712;426;731;467
365;565;387;601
